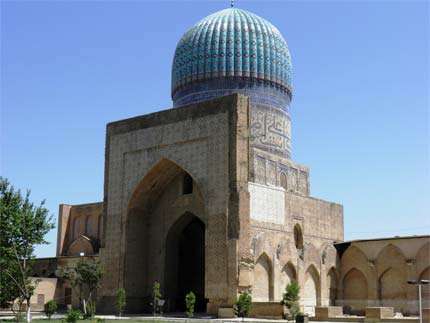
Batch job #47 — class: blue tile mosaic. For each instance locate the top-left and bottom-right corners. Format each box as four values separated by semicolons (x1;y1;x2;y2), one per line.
171;8;294;158
171;8;293;100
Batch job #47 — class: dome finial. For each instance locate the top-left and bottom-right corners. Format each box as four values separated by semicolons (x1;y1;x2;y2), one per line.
230;0;234;8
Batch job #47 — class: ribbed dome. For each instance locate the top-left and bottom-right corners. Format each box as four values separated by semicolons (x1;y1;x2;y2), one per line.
171;8;293;100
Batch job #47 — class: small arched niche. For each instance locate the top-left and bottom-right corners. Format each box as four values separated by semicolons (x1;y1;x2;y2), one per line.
280;172;288;190
294;224;304;250
253;253;274;302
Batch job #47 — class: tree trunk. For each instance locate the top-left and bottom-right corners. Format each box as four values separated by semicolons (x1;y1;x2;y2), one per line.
83;298;87;315
26;299;31;323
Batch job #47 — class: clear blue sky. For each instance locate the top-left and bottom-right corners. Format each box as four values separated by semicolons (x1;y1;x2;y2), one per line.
1;1;429;258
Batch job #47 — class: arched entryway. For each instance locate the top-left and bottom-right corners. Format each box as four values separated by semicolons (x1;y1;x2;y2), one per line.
343;268;368;315
124;159;206;313
165;213;205;312
278;262;297;300
303;265;320;316
253;253;274;301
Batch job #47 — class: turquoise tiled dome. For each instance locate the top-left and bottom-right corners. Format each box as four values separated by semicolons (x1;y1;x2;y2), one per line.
171;8;293;100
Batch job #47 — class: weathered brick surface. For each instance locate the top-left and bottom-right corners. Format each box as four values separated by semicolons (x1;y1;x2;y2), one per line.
32;91;429;318
97;93;346;315
337;236;430;316
98;94;249;314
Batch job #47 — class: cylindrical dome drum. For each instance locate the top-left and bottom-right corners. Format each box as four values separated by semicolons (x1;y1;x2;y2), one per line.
172;8;293;158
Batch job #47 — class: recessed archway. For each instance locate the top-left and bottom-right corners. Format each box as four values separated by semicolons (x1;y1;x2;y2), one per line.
253;253;274;301
303;265;320;316
278;261;297;300
123;158;206;313
294;224;303;250
343;268;368;315
165;213;205;312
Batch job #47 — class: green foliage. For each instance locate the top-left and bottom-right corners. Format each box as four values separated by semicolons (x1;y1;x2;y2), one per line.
75;259;103;295
151;281;162;315
233;292;252;319
0;177;54;318
44;300;58;319
58;259;103;315
65;309;82;323
185;291;196;318
116;288;126;316
281;281;300;319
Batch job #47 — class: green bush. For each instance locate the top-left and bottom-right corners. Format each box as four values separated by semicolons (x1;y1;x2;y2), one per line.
65;308;82;323
44;300;58;319
185;291;196;318
151;281;162;315
233;292;252;320
281;281;300;319
116;288;126;316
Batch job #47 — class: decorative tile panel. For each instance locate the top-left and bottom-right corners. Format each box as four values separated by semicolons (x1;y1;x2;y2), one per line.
172;8;293;96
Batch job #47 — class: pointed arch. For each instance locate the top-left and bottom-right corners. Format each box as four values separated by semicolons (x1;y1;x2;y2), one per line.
294;224;303;250
375;244;407;312
253;252;274;301
278;261;297;300
124;158;206;311
321;242;338;266
342;268;367;315
303;264;320;315
340;245;369;282
376;243;406;269
127;158;203;212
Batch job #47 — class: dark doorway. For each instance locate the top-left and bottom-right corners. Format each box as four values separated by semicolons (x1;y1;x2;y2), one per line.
165;214;205;312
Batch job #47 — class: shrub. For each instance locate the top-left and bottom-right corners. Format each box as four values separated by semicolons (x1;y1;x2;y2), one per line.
65;308;82;323
151;281;162;315
281;281;300;319
116;288;126;317
185;291;196;318
233;292;252;320
44;300;57;319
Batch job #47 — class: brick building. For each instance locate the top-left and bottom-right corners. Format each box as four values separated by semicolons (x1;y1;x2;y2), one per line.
31;6;429;317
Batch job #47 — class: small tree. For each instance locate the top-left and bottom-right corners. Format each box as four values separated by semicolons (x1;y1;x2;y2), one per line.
185;291;196;318
44;300;57;319
281;281;300;319
59;258;103;316
0;178;55;322
152;281;162;315
233;291;252;321
116;288;126;317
